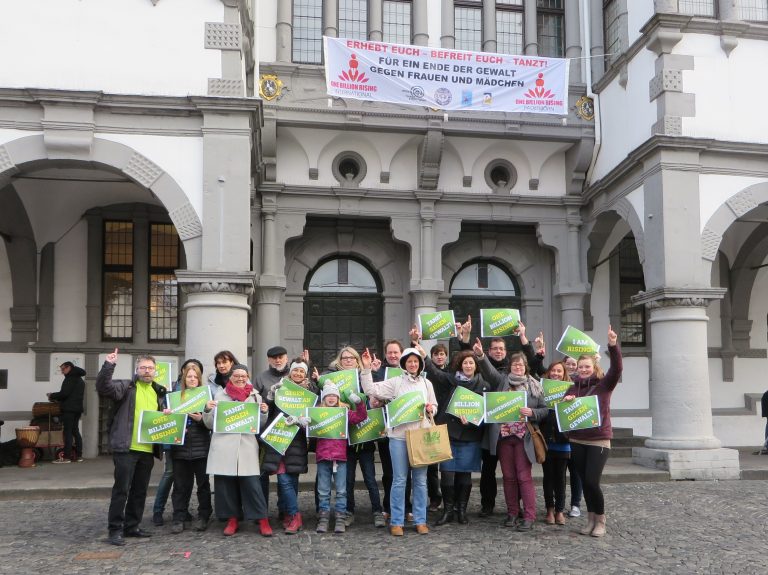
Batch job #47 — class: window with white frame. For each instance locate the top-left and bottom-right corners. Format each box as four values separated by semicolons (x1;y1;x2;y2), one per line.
339;0;368;40
383;0;412;44
537;0;563;57
678;0;716;16
496;0;524;55
293;0;323;64
738;0;768;21
456;1;483;51
603;0;623;67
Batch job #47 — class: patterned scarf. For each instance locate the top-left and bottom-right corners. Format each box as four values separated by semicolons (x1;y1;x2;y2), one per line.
225;380;253;402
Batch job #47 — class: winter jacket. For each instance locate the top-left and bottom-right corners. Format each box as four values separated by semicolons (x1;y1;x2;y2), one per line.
564;344;623;442
95;361;167;458
202;387;268;476
315;401;367;462
458;339;545;376
360;369;438;440
424;357;497;443
254;366;290;396
50;366;86;413
171;416;211;461
476;355;549;465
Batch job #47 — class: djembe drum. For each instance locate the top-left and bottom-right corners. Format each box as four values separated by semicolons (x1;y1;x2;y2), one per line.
15;426;41;468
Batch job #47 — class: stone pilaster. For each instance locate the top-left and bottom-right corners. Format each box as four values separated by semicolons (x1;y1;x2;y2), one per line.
631;287;740;480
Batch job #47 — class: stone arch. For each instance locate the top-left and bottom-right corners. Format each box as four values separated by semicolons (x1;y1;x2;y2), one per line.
0;134;203;269
727;222;768;351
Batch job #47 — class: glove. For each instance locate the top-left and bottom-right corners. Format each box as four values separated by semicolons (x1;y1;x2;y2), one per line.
297;416;311;428
347;392;361;405
284;415;298;426
266;381;282;402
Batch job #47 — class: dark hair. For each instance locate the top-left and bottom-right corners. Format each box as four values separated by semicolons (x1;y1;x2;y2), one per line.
545;361;569;382
60;361;75;370
507;351;529;376
451;350;477;374
383;339;403;353
430;344;448;358
214;350;238;365
489;338;507;348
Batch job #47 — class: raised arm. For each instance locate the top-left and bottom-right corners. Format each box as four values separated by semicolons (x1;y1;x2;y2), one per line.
474;339;507;391
423;356;456;389
600;326;623;391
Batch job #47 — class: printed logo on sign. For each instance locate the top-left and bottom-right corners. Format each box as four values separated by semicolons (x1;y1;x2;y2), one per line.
330;54;378;97
483;92;493;105
461;90;472;106
434;87;452;106
407;86;425;101
516;72;563;113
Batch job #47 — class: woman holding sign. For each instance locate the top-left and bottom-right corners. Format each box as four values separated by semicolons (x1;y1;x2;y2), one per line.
422;348;494;526
474;340;549;532
202;363;271;537
360;347;438;536
169;362;212;533
562;326;622;538
539;361;571;526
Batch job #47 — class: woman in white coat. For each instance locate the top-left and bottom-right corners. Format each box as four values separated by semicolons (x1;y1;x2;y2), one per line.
203;363;271;537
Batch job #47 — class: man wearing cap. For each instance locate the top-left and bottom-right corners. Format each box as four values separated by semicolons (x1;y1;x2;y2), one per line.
254;346;290;395
48;361;86;463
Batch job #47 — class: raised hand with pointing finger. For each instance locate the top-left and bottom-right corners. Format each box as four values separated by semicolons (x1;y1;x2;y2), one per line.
106;348;118;364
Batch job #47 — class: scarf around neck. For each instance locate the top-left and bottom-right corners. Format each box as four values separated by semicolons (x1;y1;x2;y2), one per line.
507;372;543;398
225;380;253;402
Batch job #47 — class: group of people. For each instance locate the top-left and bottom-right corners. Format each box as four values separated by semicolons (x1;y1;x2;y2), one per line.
96;318;622;545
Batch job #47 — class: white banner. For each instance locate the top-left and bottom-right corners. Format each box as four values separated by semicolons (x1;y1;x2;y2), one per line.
324;36;569;115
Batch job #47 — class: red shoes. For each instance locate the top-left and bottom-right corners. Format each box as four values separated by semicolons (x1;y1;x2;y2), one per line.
223;517;238;536
258;518;273;537
284;513;303;535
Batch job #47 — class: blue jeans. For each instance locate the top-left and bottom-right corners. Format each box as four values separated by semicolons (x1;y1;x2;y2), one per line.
389;438;427;527
277;473;300;516
153;456;173;514
316;460;347;514
346;447;382;513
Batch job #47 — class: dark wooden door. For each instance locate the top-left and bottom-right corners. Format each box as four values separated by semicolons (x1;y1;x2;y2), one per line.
304;294;383;370
449;296;523;356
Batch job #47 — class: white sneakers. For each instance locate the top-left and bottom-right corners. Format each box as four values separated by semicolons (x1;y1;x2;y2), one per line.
568;505;581;517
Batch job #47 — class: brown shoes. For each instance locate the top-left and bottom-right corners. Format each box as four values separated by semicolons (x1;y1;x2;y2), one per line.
390;525;404;536
415;524;429;534
554;511;566;526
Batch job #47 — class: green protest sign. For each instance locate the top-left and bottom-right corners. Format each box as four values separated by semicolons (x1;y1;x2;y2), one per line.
541;378;571;408
555;396;601;432
418;310;457;340
306;406;348;439
384;367;404;379
480;308;521;337
166;386;211;414
213;401;262;434
261;413;300;455
275;378;318;417
445;386;484;426
556;325;600;359
385;390;425;428
154;361;173;391
349;407;387;445
483;391;527;424
138;411;187;445
318;369;360;400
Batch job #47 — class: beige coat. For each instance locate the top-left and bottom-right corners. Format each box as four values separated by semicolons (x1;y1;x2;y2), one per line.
203;387;267;477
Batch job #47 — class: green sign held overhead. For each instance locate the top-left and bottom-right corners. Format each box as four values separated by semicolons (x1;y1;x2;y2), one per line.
555;396;601;432
385;390;425;428
275;379;318;417
556;325;600;359
445;386;484;426
541;378;571;408
261;413;301;455
480;308;520;338
166;386;211;414
349;407;387;445
317;369;360;400
384;367;404;379
306;406;349;439
213;401;262;434
484;391;527;424
418;310;457;340
138;411;187;445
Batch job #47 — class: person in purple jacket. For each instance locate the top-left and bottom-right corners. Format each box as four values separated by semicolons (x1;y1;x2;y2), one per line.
563;325;622;538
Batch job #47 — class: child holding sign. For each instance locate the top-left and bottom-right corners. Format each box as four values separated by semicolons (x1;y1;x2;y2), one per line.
312;382;367;534
562;326;622;538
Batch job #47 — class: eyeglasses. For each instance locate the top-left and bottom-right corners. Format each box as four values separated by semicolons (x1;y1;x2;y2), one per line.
137;366;155;372
230;374;249;379
340;356;356;361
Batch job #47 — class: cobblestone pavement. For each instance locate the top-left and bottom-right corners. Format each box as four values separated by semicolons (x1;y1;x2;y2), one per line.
1;480;766;575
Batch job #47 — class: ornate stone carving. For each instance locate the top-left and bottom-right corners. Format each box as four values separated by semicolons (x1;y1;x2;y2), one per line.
701;227;721;262
124;152;163;188
207;78;244;97
727;190;758;218
180;281;253;296
418;126;443;190
168;203;203;240
205;22;242;51
649;69;682;101
0;145;13;174
651;115;682;136
644;297;710;309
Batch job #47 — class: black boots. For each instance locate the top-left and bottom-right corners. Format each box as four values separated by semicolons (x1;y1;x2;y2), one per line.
435;484;455;525
456;484;472;524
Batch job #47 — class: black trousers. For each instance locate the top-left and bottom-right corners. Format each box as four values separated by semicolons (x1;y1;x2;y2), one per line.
171;457;212;522
570;443;610;515
479;448;498;510
214;475;268;521
427;464;441;501
542;455;569;512
108;451;155;533
61;411;83;458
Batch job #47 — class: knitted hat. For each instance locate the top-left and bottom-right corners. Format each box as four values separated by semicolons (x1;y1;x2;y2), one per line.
399;347;424;375
230;363;249;374
290;361;308;373
321;382;340;401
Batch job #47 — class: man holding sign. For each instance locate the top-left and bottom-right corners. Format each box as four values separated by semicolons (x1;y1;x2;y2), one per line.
96;349;168;546
561;326;622;538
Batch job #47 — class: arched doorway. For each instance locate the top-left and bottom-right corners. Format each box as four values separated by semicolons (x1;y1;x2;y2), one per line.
449;260;522;353
304;256;383;369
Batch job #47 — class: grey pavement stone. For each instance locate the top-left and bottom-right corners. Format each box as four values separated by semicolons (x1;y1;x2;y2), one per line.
0;480;767;574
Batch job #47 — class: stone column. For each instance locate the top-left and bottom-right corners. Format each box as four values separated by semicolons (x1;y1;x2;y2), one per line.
482;0;497;52
565;0;582;83
369;0;383;41
524;0;538;55
441;0;455;48
632;288;739;479
177;271;255;366
413;0;429;46
276;0;292;62
324;0;338;38
82;353;101;459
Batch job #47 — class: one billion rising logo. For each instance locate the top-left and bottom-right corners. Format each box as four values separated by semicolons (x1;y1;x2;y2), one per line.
339;54;369;83
524;73;554;99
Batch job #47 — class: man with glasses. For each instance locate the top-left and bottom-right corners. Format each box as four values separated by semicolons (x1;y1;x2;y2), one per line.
96;349;168;546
